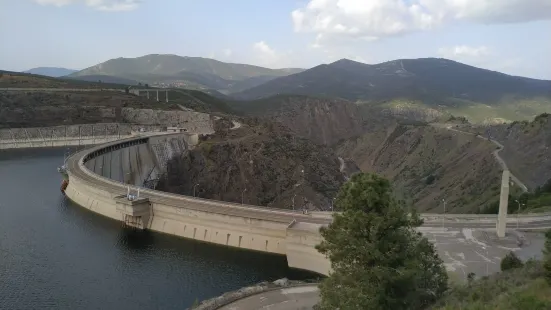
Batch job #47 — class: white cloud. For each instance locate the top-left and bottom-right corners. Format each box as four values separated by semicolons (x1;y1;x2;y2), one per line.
252;41;280;67
436;45;528;76
253;41;277;58
222;48;233;57
292;0;551;44
438;45;491;58
33;0;140;11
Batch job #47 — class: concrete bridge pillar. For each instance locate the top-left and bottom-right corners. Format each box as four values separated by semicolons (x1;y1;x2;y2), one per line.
166;90;168;103
156;90;159;102
497;170;510;238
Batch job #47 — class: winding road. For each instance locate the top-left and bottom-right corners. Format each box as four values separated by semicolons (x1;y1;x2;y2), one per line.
439;124;528;192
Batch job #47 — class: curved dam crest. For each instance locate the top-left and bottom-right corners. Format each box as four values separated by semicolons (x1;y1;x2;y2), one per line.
64;132;331;276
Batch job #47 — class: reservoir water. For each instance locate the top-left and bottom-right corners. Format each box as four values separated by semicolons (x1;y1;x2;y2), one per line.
0;148;314;309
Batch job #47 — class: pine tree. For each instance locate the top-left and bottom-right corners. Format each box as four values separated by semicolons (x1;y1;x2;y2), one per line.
316;173;448;310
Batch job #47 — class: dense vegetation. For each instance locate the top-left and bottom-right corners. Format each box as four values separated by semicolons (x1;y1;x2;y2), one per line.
479;177;551;214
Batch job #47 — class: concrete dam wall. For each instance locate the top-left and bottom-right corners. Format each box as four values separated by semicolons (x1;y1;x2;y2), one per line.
63;134;331;276
84;133;193;188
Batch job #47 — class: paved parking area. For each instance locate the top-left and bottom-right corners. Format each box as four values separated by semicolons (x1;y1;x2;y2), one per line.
420;227;544;278
220;228;545;310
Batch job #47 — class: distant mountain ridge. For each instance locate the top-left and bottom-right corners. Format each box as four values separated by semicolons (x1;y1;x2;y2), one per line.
23;67;77;77
232;58;551;123
70;54;304;93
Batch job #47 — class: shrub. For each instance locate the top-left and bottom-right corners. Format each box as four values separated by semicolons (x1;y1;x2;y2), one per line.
501;251;523;271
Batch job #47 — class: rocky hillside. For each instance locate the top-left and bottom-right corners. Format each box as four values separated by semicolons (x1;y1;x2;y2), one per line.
336;119;502;213
480;114;551;190
230;95;365;145
157;118;352;210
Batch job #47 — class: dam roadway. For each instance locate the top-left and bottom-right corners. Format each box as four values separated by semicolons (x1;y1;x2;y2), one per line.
66;144;551;230
63;133;551;277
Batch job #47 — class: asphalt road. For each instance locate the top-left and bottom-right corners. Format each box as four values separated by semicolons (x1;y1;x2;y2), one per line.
219;286;320;310
441;124;528;192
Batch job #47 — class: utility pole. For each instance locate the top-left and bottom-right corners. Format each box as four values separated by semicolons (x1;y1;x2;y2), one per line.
241;188;247;205
442;198;446;228
515;199;524;229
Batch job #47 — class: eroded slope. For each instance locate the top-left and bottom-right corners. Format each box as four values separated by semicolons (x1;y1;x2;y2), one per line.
157;119;351;210
337;120;501;213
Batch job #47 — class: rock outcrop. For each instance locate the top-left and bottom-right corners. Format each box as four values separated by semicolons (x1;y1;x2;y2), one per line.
157;119;352;210
337;120;502;213
231;95;365;145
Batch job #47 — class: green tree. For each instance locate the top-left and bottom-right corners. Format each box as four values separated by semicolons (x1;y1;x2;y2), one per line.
501;251;523;271
316;173;448;310
544;229;551;284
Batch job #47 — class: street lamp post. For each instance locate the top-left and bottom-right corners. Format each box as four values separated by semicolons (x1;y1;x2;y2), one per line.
193;183;199;197
292;194;297;210
515;200;524;229
442;199;446;229
331;198;336;211
241;188;247;205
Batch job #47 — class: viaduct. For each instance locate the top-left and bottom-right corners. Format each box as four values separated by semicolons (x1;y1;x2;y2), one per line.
61;131;551;276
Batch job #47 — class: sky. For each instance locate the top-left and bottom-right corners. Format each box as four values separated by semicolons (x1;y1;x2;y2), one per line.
0;0;550;79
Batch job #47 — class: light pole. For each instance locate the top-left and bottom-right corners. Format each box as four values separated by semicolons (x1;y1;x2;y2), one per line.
241;188;247;205
193;183;199;197
331;198;335;211
515;200;524;229
292;194;297;210
442;199;446;229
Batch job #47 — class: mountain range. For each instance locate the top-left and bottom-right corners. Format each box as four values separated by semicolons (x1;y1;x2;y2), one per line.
23;67;77;77
69;54;303;93
33;53;551;123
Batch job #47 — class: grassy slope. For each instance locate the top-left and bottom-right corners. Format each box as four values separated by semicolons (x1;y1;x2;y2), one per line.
372;97;551;124
432;261;551;310
0;70;128;89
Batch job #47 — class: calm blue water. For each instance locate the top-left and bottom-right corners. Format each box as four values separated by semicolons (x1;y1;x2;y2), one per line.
0;148;315;309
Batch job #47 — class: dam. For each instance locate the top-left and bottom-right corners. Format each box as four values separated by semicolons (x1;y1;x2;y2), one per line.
64;131;331;276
